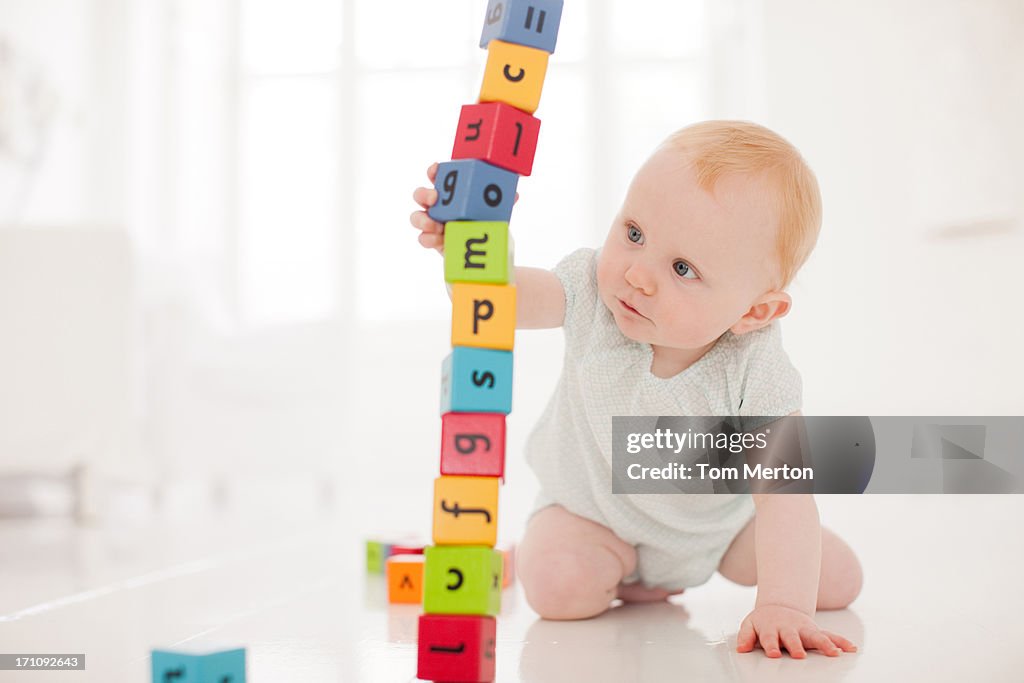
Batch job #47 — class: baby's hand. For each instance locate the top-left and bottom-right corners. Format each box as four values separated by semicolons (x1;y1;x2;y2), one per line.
410;162;445;254
736;605;857;659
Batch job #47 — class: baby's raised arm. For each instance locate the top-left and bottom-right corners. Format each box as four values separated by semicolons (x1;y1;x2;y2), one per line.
409;163;566;330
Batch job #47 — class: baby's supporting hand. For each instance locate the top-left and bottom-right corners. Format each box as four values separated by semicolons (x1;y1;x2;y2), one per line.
410;162;445;253
736;604;857;659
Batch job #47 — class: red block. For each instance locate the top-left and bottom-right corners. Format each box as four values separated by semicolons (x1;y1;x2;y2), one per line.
417;614;496;682
441;413;506;479
452;102;541;176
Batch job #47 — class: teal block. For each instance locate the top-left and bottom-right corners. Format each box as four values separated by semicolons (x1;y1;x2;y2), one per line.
151;647;245;682
441;347;513;415
423;545;503;616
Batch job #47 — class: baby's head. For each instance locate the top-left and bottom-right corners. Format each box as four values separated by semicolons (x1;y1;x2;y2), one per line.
596;120;822;353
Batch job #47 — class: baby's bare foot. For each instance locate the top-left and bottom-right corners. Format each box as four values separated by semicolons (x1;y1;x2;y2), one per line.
616;582;685;603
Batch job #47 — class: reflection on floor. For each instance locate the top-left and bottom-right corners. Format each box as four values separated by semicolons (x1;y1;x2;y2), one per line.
0;494;1022;682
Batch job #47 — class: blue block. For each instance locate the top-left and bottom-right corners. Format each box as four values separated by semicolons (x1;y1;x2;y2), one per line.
151;648;245;683
441;347;513;414
479;0;564;54
428;160;519;223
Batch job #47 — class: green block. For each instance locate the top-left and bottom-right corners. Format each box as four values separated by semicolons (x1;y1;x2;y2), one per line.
366;540;390;574
444;221;512;284
423;545;502;616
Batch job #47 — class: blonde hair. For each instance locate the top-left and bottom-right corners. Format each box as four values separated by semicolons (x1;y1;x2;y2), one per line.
661;121;822;290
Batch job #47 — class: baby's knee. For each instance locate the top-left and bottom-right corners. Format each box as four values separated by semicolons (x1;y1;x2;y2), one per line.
520;550;617;620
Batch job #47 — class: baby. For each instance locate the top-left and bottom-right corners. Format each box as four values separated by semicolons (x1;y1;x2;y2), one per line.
411;120;862;659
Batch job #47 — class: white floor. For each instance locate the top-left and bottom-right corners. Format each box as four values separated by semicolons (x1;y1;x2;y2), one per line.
1;494;1022;682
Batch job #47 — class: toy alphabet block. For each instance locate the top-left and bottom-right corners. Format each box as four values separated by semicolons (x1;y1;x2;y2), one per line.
451;283;516;351
441;347;513;414
479;39;549;115
428;160;519;224
480;0;564;54
452;102;541;176
433;475;500;546
151;647;245;683
441;412;507;478
366;539;388;574
423;545;503;615
444;221;512;285
501;544;516;588
417;614;496;683
387;554;425;605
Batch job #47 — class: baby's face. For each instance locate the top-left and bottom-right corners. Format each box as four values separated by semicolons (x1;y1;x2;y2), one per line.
596;147;784;353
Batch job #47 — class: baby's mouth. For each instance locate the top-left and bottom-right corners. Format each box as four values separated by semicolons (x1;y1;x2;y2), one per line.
618;298;648;320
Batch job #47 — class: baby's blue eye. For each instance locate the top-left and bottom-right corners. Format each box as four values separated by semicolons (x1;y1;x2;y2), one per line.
627;225;643;243
673;260;698;279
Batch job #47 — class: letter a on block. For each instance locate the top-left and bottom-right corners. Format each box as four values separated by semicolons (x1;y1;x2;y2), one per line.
433;476;499;546
451;283;515;351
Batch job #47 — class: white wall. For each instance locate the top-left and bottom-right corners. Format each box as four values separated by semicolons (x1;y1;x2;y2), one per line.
756;0;1024;415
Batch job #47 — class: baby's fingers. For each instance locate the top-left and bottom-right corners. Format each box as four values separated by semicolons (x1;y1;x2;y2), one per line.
780;628;806;659
736;618;757;653
426;162;439;184
801;629;841;657
822;630;858;653
413;186;438;210
418;231;444;250
759;630;782;658
410;209;443;235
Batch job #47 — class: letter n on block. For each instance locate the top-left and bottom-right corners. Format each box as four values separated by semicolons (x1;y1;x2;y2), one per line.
423;545;503;615
418;614;496;683
452;102;541;176
451;283;515;351
441;412;506;478
433;476;499;546
444;221;512;285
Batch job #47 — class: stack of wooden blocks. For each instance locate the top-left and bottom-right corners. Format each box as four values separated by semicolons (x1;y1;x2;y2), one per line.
416;2;563;681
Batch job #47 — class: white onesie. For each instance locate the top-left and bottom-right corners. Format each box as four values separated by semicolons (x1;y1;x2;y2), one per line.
524;248;803;590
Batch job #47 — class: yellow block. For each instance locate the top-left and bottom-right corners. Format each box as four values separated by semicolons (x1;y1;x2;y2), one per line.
433;476;499;547
451;283;516;351
479;39;549;115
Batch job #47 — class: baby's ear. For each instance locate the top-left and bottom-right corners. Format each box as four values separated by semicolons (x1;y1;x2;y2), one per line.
730;291;791;335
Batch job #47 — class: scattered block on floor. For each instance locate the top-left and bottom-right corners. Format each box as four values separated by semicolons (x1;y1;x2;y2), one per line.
387;554;426;605
151;646;245;682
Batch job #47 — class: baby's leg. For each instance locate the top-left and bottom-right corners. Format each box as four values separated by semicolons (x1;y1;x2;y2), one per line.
717;518;863;610
517;505;637;620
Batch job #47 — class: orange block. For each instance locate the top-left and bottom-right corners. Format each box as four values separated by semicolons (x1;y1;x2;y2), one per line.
451;283;516;351
432;476;499;547
386;554;425;605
